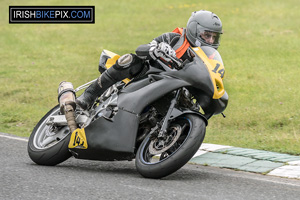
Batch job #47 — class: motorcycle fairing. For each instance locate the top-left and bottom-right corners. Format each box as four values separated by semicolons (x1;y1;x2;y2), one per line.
72;48;227;161
73;72;208;161
69;109;139;161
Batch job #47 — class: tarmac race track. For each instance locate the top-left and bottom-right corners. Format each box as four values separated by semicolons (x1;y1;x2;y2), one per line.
1;132;300;200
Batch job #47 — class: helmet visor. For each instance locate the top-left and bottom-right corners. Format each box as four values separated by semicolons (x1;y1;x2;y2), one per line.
199;30;221;45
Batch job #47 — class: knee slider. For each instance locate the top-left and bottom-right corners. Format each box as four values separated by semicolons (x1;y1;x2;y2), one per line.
115;54;134;69
115;54;142;68
112;53;143;78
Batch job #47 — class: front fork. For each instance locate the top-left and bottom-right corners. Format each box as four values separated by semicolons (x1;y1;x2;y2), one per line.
157;88;182;138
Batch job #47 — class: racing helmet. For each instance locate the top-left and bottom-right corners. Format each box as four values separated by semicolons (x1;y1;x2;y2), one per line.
186;10;223;49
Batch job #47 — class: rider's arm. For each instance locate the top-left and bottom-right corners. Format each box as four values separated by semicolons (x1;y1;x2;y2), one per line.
135;32;180;60
153;32;181;46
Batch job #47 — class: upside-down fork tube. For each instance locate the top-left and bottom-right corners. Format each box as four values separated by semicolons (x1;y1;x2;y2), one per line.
158;89;182;137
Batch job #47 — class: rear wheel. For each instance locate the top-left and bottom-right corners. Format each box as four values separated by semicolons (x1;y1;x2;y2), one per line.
135;114;206;179
28;105;72;166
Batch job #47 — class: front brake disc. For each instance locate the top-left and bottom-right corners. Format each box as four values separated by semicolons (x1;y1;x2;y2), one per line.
148;125;182;155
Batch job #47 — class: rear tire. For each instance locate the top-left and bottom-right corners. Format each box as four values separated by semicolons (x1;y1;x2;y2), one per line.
135;114;206;179
28;105;72;166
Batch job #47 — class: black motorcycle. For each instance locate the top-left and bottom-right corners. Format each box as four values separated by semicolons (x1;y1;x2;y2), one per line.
28;46;228;179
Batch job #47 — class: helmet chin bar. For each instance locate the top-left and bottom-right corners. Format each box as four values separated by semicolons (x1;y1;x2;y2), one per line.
195;39;202;47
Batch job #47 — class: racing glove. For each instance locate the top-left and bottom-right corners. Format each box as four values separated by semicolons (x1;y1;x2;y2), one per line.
149;41;177;62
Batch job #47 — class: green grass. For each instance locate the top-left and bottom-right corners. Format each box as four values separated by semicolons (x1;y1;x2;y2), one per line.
1;0;300;155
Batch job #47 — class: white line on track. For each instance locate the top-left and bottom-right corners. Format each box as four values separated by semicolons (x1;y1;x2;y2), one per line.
0;133;28;142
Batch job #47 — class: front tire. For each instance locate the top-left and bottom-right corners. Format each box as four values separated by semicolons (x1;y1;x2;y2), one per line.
28;105;72;166
135;114;206;179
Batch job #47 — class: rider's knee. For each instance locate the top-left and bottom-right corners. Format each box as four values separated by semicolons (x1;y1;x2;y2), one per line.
109;53;143;79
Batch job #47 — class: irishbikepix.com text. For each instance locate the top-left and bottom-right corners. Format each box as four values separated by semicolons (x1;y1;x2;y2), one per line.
9;6;95;23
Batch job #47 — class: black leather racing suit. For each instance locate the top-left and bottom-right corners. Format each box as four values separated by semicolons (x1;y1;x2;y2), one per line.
105;31;194;82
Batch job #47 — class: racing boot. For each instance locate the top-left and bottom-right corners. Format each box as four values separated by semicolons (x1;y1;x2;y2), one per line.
76;72;116;110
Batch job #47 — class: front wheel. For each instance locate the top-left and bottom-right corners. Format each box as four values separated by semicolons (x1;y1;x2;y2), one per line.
28;105;72;166
135;114;206;179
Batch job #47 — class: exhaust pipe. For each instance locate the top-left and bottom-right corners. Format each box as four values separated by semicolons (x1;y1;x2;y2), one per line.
58;81;77;133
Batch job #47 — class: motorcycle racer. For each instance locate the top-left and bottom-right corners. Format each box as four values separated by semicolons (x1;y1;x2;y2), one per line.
76;10;223;110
